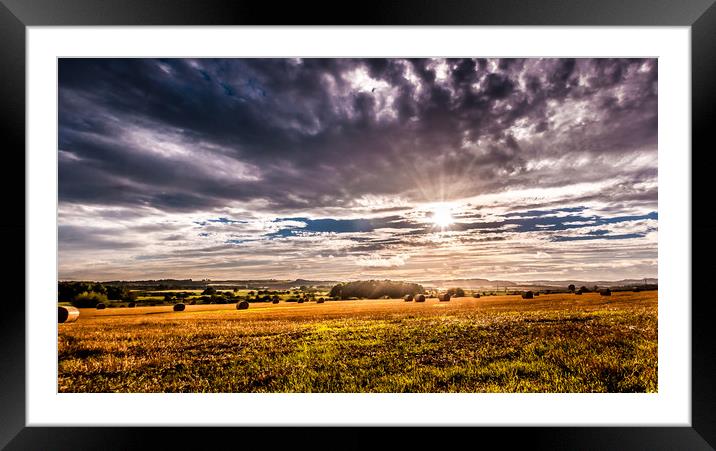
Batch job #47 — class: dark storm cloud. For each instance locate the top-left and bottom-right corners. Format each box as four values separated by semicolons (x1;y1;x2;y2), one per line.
59;58;657;213
59;225;141;250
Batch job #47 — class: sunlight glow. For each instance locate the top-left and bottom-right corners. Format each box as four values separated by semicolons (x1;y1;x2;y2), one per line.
431;204;455;228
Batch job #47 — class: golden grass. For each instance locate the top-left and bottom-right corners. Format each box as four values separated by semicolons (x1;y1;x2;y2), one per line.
58;291;657;393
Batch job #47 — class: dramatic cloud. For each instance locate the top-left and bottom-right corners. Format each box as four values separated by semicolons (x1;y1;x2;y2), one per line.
58;58;657;282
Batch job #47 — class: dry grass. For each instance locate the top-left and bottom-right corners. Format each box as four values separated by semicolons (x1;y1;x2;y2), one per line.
58;291;657;393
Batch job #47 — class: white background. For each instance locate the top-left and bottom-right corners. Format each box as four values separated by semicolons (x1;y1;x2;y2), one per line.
27;27;690;426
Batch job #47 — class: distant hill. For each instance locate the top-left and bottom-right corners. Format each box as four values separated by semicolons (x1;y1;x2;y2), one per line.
93;278;340;290
420;278;657;289
517;278;658;288
218;279;340;289
83;277;656;291
420;278;516;289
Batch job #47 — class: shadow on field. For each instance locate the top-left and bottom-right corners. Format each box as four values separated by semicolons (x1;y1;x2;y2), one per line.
523;316;594;324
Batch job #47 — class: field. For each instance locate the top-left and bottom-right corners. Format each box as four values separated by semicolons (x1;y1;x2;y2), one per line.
58;291;657;393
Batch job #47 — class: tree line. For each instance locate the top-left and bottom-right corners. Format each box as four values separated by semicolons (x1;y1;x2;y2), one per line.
329;280;425;300
58;281;137;307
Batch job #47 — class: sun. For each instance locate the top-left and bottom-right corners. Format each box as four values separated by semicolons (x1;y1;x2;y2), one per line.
431;203;455;228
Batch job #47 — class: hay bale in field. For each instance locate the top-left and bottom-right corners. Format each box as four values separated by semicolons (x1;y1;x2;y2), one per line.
173;303;186;311
521;291;534;299
297;298;305;304
473;293;480;298
96;303;106;310
415;294;426;302
127;302;136;308
58;306;79;323
236;300;249;310
404;294;414;302
575;290;583;295
438;293;451;302
600;289;612;296
316;298;325;304
272;298;280;304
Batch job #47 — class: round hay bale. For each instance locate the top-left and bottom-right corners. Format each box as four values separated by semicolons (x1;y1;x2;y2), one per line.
96;303;106;310
236;300;249;310
272;298;280;304
414;294;426;302
297;298;305;304
473;293;481;299
58;306;79;323
600;289;612;296
316;298;325;304
438;293;451;302
404;294;414;302
521;291;534;299
173;303;186;312
127;302;136;308
575;290;583;295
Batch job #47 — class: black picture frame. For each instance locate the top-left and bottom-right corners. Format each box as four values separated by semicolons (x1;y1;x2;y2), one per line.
3;0;714;449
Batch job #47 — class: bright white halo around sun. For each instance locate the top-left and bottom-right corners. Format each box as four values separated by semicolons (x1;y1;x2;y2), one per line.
431;203;455;228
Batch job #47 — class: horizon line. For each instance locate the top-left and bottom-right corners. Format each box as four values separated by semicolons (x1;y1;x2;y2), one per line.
57;276;659;284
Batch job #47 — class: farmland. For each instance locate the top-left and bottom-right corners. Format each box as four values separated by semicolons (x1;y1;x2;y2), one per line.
58;290;657;393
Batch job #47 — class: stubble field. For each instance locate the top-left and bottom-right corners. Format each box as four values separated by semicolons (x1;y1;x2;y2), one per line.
58;291;657;393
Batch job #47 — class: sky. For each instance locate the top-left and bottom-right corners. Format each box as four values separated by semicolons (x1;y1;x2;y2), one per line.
58;58;657;282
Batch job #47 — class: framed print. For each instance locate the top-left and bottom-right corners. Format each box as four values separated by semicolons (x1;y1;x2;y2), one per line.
4;0;715;449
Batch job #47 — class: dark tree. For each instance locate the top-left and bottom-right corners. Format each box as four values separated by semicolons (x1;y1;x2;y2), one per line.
106;285;137;301
71;291;108;308
91;282;107;295
58;281;91;301
329;280;425;300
